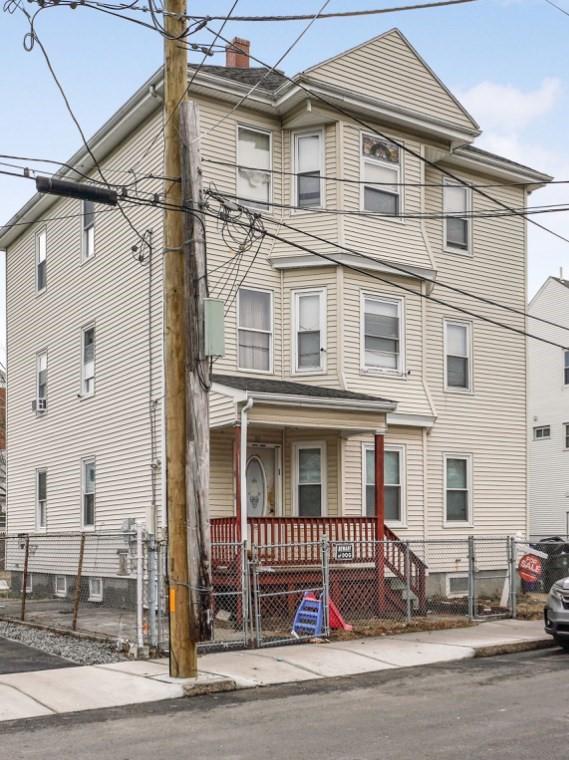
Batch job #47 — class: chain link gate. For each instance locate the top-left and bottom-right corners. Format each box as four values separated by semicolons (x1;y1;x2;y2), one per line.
468;537;514;620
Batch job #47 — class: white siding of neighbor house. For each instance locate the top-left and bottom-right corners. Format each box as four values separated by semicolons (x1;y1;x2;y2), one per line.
528;278;569;537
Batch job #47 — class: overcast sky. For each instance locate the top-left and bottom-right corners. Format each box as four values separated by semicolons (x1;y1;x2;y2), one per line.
1;0;569;362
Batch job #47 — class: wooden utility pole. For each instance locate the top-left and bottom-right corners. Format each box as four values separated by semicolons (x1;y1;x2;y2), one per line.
163;0;195;677
181;102;213;643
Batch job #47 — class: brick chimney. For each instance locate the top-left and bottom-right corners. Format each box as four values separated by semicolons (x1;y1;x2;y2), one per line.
226;37;250;69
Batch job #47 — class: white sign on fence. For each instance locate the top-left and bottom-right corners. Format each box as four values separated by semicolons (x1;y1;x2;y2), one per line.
334;543;354;561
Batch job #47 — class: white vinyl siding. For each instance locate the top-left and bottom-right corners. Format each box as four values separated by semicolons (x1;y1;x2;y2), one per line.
82;457;96;528
36;350;48;414
533;425;551;441
361;133;401;216
293;130;323;208
36;468;47;530
237;288;272;372
293;442;327;517
444;454;472;525
293;288;326;373
361;293;403;373
363;444;405;525
35;228;47;293
81;325;95;397
236;125;271;209
443;181;471;253
82;200;96;260
444;320;472;392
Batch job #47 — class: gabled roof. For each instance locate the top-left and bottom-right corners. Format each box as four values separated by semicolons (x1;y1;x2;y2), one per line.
191;65;287;93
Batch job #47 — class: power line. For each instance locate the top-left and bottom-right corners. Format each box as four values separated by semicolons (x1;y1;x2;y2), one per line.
544;0;569;18
206;31;569;248
0;205;122;234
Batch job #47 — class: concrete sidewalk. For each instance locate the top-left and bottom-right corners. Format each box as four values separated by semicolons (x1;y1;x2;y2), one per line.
0;620;551;722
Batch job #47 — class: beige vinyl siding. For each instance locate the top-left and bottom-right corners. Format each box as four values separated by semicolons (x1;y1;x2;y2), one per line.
209;390;237;429
248;403;386;432
306;29;476;133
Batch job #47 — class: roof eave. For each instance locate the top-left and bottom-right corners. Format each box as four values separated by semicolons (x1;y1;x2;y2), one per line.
449;147;552;188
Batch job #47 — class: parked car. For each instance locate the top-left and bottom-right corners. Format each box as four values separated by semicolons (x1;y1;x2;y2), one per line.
544;576;569;649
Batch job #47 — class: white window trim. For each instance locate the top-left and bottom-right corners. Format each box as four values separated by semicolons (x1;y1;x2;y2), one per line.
236;123;273;212
533;425;551;441
89;577;103;603
35;227;47;294
361;442;407;527
443;318;473;394
360;291;406;376
81;456;96;530
54;575;67;598
81;200;96;262
236;287;274;374
292;287;327;375
443;179;472;256
22;574;32;594
443;452;473;528
80;323;96;399
564;423;569;451
292;441;327;517
36;467;47;532
292;128;325;211
36;349;48;415
446;573;469;598
359;131;404;221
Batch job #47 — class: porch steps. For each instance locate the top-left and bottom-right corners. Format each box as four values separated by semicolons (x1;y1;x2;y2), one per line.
291;593;324;637
388;577;419;610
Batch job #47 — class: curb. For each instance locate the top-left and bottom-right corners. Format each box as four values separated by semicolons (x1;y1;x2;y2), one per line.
474;638;554;658
183;678;238;698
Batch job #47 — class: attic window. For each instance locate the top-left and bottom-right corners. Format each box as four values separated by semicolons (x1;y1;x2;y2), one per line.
361;134;401;216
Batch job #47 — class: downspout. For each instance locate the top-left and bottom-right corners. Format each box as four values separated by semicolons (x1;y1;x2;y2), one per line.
240;397;254;543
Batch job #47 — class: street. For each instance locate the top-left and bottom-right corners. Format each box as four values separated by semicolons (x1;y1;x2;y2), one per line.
1;648;568;759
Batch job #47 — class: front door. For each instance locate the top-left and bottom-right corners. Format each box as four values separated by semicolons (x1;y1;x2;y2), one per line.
246;446;279;517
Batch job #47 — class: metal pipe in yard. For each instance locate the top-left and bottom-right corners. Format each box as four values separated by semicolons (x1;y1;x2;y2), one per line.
405;542;412;624
147;534;158;649
20;534;30;622
467;536;475;622
136;522;145;652
509;536;517;619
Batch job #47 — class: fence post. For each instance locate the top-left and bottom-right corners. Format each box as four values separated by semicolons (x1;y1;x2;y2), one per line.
136;522;145;653
251;545;262;648
147;534;158;650
71;533;86;631
156;541;165;653
321;535;330;636
509;536;517;619
20;534;30;622
468;536;476;622
405;542;412;624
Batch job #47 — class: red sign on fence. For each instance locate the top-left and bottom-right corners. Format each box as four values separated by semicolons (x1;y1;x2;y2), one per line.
518;553;543;583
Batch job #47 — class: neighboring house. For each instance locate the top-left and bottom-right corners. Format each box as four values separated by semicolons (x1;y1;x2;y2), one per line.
528;276;569;538
0;29;550;602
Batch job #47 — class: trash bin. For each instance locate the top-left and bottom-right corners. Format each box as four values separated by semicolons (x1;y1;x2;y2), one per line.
535;538;569;592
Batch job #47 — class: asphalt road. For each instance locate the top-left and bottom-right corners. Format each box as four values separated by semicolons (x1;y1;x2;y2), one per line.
2;648;569;759
0;637;71;674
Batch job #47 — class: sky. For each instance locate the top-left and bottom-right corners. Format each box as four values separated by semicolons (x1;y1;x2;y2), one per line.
1;0;569;360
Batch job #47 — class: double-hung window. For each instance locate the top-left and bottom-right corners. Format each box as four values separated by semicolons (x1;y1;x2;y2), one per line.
364;445;404;523
564;351;569;385
36;228;47;293
443;181;471;252
237;126;271;209
36;468;47;530
361;133;401;216
361;294;403;372
445;320;472;391
237;288;272;372
81;326;95;397
82;200;96;260
294;289;326;373
445;455;471;524
294;131;322;208
36;351;48;413
82;458;96;528
295;443;326;517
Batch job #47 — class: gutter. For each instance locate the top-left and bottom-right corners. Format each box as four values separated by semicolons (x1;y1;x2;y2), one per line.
240;390;396;413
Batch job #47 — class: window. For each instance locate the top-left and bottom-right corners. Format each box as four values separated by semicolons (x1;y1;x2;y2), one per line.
444;320;472;391
533;425;551;441
54;576;67;598
565;424;569;450
82;458;96;528
82;199;96;259
22;574;32;594
36;468;47;530
294;131;322;208
36;228;47;292
89;577;103;603
81;326;95;396
237;288;272;372
361;133;401;216
564;351;569;385
36;351;48;413
445;455;471;524
364;445;405;523
294;289;326;373
443;182;471;252
362;294;403;372
237;126;271;209
295;443;326;517
446;574;469;598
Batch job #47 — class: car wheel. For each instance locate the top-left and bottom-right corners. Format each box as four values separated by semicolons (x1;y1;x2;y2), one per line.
554;637;569;650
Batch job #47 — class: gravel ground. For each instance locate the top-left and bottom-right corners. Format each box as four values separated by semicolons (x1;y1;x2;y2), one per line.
0;621;126;665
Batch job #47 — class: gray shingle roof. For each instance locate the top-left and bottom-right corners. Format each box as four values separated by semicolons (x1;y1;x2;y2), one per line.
191;65;287;93
212;374;394;404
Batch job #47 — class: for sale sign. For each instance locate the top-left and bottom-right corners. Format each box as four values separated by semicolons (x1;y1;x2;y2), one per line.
518;553;543;583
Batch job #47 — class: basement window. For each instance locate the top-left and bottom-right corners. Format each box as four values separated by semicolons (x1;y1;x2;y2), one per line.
54;575;67;598
446;574;468;598
89;577;103;603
